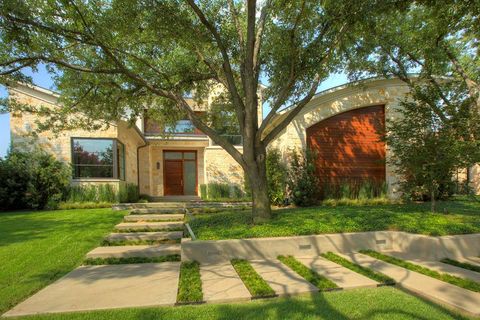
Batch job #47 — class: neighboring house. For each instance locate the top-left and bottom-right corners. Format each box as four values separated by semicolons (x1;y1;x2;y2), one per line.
8;77;480;199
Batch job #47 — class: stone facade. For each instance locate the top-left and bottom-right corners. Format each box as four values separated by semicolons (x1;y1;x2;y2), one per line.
9;84;145;190
204;147;244;187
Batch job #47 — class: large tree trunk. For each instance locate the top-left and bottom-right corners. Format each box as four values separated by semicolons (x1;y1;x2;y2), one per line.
244;143;272;222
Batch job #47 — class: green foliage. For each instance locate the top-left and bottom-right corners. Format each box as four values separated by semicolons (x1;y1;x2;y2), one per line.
360;250;480;292
266;148;287;206
287;149;320;207
177;261;203;303
321;198;394;207
187;199;480;240
0;148;70;210
385;100;474;209
58;201;113;210
321;252;395;285
440;258;480;273
118;183;140;203
278;255;338;290
84;255;180;265
65;183;139;204
231;259;275;297
322;180;387;200
199;183;247;201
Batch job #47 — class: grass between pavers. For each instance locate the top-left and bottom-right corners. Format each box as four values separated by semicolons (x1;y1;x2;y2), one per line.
0;208;125;315
231;259;276;298
176;261;203;304
321;252;396;285
101;239;180;246
188;199;480;240
277;255;338;290
360;250;480;292
83;255;181;265
10;287;472;320
440;258;480;273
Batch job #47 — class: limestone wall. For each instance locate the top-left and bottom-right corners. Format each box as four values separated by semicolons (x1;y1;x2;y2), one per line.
268;79;410;198
204;147;244;188
9;84;144;187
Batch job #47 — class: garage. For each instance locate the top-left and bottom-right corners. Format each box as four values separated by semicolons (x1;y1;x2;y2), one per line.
306;105;386;193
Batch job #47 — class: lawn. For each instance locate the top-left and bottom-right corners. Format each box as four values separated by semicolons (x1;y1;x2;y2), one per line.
14;287;470;320
0;208;124;315
188;199;480;240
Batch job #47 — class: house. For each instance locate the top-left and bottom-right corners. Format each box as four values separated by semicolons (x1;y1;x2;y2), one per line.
7;77;480;199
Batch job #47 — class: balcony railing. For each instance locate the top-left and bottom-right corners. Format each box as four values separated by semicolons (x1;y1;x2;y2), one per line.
212;134;243;146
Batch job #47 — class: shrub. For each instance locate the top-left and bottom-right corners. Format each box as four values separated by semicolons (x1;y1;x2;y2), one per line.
200;183;247;201
287;149;319;206
322;180;387;200
0;148;70;210
65;183;139;204
266;148;287;205
119;183;139;203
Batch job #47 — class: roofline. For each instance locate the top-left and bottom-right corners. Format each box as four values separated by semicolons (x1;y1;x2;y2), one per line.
278;74;417;113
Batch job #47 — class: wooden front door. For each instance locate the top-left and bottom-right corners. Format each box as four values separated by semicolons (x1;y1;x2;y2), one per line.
163;151;197;196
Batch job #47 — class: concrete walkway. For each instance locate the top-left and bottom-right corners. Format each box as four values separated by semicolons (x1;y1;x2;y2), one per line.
3;262;181;317
339;252;480;317
388;252;480;283
200;263;251;303
296;256;378;289
250;259;318;296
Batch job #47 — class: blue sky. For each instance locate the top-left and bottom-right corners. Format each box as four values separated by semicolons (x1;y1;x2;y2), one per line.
0;68;348;158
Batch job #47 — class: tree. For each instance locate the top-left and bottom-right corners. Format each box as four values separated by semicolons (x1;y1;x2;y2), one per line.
0;0;401;221
345;1;480;207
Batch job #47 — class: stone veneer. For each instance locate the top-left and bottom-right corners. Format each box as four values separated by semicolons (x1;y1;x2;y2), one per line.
9;84;145;189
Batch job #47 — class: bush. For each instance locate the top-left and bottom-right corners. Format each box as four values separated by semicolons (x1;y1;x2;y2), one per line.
287;149;319;207
199;183;247;201
322;180;387;200
119;183;140;203
0;148;70;210
65;183;139;204
266;148;287;206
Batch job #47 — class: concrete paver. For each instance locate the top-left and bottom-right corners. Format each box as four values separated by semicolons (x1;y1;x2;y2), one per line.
124;214;184;222
250;259;318;296
105;231;183;242
3;262;181;317
200;263;251;303
388;252;480;283
338;252;480;316
86;244;181;259
115;221;183;231
457;256;480;267
296;256;378;289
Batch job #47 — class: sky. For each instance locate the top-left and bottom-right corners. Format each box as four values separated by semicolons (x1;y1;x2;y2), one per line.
0;68;348;158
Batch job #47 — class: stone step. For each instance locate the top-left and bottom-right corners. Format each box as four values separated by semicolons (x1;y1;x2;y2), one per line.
86;244;181;259
200;263;251;303
124;214;184;222
338;252;480;317
295;256;378;289
131;208;186;215
115;221;183;231
105;231;183;242
250;259;318;296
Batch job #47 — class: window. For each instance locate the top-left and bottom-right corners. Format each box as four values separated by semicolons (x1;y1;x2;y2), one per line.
72;138;125;179
165;120;195;134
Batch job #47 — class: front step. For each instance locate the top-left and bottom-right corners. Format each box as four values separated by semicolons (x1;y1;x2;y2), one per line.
105;231;183;242
130;208;186;215
115;221;183;231
124;214;184;222
86;244;181;259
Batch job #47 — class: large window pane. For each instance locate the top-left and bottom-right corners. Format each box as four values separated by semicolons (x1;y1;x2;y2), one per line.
72;138;114;178
164;151;183;160
183;160;196;195
165;120;195;134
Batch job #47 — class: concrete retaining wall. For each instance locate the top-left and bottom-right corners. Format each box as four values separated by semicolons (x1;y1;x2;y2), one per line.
181;231;480;264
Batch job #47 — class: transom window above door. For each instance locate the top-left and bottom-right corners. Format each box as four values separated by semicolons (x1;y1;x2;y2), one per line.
164;151;196;160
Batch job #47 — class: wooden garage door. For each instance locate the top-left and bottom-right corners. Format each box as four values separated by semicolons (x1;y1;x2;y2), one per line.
306;105;386;186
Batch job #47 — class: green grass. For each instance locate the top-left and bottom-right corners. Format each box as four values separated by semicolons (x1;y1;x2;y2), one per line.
177;261;203;303
83;255;180;265
57;202;113;210
0;208;124;315
231;259;276;297
188;199;480;240
11;287;471;320
277;255;338;290
321;252;395;285
360;250;480;292
440;258;480;273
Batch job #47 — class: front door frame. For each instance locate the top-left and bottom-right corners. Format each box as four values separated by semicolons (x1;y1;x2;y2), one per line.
163;150;198;196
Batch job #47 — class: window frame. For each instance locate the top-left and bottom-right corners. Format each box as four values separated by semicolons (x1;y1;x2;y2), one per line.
71;137;126;180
